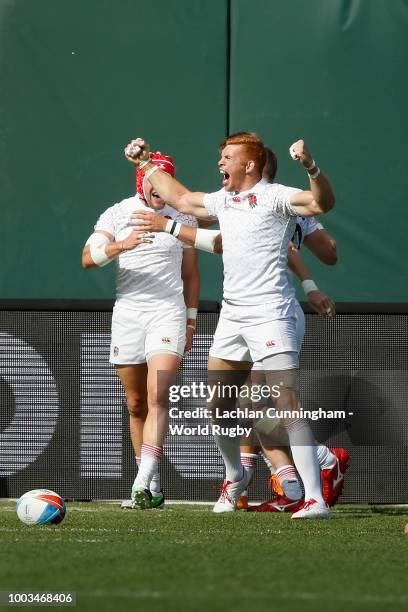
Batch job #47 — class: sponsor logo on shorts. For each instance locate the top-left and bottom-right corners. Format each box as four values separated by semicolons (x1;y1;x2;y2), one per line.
248;194;257;208
113;346;119;356
266;340;276;347
161;337;172;344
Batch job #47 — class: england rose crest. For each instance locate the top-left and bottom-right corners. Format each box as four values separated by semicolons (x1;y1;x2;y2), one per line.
248;194;257;208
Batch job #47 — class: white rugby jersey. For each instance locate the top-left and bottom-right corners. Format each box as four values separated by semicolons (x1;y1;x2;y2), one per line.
291;215;323;249
94;194;197;311
203;181;301;307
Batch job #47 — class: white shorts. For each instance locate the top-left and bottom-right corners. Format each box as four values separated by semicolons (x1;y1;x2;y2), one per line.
110;304;186;365
252;301;304;370
209;300;298;363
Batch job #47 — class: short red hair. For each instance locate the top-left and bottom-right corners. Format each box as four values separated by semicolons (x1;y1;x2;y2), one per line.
220;132;266;174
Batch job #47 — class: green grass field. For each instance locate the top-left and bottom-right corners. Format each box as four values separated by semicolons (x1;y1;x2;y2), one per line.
1;502;408;612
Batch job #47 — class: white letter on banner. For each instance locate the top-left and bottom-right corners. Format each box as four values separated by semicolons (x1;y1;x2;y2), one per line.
0;333;59;476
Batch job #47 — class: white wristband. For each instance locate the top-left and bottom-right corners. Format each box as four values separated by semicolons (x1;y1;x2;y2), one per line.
304;158;316;171
165;219;182;237
308;166;321;179
187;307;198;320
302;279;319;295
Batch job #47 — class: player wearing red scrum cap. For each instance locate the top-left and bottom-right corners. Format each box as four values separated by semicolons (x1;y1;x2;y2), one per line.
125;133;336;519
82;152;199;510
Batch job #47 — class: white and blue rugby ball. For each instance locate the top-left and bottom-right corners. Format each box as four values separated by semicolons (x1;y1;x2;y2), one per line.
16;489;66;526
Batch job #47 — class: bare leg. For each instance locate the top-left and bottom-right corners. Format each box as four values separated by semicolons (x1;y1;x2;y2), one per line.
134;353;181;495
208;356;252;482
116;363;148;459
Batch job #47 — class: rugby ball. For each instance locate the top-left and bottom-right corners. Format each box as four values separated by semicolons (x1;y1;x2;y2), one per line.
16;489;66;526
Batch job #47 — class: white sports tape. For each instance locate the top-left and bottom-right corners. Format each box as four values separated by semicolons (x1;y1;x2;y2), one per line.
289;145;298;160
86;233;112;267
187;308;198;320
194;228;221;253
125;143;141;157
301;279;318;295
304;158;316;171
308;166;321;179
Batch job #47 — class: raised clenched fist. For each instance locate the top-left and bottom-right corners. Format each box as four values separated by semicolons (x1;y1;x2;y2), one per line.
289;139;314;169
124;138;151;165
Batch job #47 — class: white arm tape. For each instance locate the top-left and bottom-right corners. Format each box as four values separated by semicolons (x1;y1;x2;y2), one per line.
194;228;220;253
86;233;112;267
301;279;319;295
187;307;198;320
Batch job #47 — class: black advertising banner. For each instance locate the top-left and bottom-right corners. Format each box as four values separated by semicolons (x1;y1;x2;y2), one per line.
0;305;407;503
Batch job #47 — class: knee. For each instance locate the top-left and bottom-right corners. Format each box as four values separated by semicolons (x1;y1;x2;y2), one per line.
146;387;168;413
126;395;148;419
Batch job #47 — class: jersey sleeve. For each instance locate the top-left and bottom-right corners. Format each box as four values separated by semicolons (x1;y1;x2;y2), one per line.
175;212;198;249
203;189;224;218
270;183;303;218
94;205;116;236
303;216;324;236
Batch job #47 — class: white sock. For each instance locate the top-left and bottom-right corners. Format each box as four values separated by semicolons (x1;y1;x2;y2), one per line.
286;420;324;504
150;472;161;496
240;452;258;483
136;454;161;495
317;445;336;470
214;431;244;482
275;465;303;501
134;443;163;490
262;452;276;475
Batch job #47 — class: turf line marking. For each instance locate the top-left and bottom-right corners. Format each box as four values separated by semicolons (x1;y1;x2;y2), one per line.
81;590;408;604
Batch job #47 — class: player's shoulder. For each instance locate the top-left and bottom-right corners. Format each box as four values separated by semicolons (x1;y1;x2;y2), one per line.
116;194;145;211
262;182;303;207
262;182;296;193
208;187;226;197
101;194;142;216
205;187;226;202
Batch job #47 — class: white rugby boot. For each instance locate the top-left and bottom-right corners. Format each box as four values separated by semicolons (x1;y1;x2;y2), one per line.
291;498;331;519
213;472;248;513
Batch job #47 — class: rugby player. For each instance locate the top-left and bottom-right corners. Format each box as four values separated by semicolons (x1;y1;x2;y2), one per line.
124;133;335;518
82;152;199;510
130;151;348;512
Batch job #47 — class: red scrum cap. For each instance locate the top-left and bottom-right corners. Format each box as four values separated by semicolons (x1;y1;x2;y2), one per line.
136;152;175;200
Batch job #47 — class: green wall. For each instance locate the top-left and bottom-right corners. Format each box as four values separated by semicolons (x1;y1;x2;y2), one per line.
0;0;226;301
230;0;408;301
1;1;407;301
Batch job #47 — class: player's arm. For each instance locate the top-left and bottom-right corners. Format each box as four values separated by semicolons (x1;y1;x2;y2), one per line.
288;242;336;317
181;247;200;352
303;228;337;265
82;229;153;269
198;217;218;228
288;139;335;217
131;211;223;254
124;138;210;219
